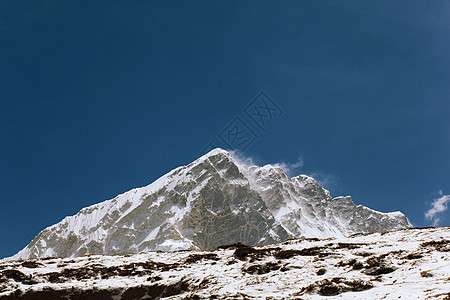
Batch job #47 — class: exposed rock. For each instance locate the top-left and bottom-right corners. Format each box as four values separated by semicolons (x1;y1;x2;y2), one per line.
6;149;411;261
0;227;448;299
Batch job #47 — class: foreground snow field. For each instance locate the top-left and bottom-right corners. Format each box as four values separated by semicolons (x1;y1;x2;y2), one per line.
0;226;448;299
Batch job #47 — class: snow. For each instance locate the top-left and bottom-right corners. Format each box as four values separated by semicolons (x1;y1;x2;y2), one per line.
4;148;411;262
143;226;160;242
0;227;448;299
155;239;195;251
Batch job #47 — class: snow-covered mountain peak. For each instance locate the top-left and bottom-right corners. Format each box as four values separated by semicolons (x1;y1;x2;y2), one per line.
199;147;231;158
189;148;234;167
5;149;411;261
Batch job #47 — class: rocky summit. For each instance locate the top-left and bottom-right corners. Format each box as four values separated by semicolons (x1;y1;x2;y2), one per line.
5;148;411;260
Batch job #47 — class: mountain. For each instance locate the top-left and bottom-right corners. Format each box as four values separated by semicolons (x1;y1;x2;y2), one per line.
1;227;449;299
6;148;411;260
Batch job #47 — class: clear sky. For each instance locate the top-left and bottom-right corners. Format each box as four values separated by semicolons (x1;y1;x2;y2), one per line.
1;1;449;258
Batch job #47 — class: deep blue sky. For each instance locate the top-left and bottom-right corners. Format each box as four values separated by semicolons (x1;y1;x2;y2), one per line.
1;1;449;258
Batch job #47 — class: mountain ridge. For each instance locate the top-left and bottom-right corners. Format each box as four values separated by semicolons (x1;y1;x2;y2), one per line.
5;148;411;261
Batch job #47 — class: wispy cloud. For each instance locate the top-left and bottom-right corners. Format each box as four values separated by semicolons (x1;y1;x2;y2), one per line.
229;150;257;167
425;191;450;226
228;150;337;190
229;150;303;176
273;157;304;176
307;171;338;191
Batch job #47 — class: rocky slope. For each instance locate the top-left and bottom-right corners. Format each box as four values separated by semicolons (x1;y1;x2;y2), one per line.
0;227;449;299
6;148;410;260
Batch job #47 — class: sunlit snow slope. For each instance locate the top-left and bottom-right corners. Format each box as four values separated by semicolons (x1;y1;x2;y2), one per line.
6;148;411;260
1;227;448;299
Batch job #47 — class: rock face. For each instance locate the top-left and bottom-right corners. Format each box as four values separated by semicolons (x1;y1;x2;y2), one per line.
6;148;411;260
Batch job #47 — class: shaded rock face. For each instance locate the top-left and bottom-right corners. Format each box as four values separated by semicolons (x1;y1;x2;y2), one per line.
164;153;289;250
6;149;411;260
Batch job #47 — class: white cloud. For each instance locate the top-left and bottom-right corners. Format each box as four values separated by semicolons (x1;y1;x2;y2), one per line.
273;157;304;176
425;191;450;226
308;171;338;190
229;150;257;167
229;150;303;176
228;150;337;192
